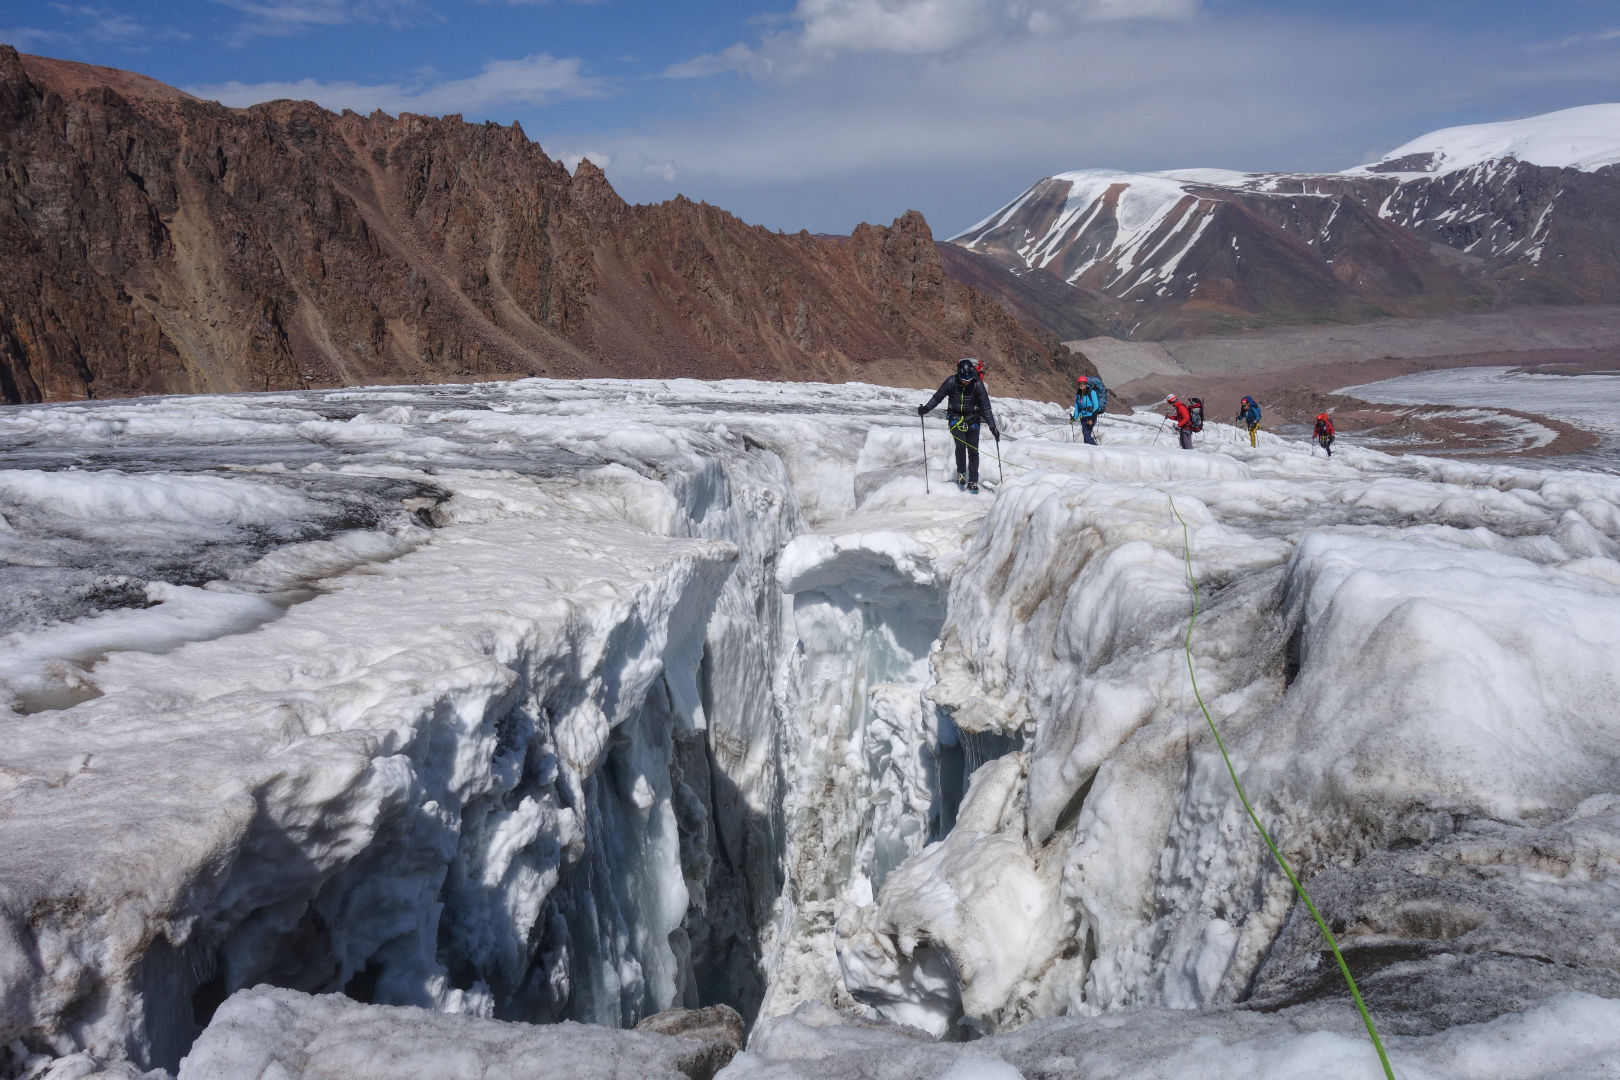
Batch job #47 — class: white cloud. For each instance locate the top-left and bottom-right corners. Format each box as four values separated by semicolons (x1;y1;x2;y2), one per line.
663;0;1202;78
664;43;764;79
605;20;1360;185
1080;0;1199;21
0;26;67;50
559;150;612;172
1549;27;1620;50
794;0;993;56
552;13;1534;234
210;0;426;43
185;53;613;115
5;5;190;50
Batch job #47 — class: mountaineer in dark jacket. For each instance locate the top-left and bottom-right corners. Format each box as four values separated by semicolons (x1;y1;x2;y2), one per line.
918;358;1000;493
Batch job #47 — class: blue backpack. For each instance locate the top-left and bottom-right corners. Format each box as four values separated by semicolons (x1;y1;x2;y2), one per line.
1242;397;1261;423
1075;378;1107;417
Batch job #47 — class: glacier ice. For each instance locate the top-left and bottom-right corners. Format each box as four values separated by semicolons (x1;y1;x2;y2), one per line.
1;379;1618;1078
175;986;737;1079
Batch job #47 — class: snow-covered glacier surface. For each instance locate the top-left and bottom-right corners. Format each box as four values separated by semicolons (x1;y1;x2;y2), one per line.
1;379;1618;1080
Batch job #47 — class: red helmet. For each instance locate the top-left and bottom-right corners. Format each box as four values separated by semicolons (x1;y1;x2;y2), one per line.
1316;413;1329;420
1077;375;1089;384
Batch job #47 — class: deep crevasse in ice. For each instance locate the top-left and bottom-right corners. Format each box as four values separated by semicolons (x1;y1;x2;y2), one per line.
833;435;1620;1051
0;383;849;1074
2;379;1620;1079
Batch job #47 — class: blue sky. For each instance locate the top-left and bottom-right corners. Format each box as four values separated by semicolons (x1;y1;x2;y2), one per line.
5;1;1620;236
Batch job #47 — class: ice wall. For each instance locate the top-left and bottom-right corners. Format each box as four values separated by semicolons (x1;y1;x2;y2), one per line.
837;429;1620;1046
0;382;895;1075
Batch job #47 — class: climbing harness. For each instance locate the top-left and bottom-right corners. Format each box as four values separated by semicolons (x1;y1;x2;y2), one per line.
1165;492;1396;1080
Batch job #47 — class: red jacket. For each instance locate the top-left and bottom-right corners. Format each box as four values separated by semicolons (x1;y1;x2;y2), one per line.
1167;400;1192;429
1314;417;1335;437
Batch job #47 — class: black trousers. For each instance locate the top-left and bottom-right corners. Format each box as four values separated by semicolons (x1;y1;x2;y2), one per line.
1080;416;1098;445
953;423;982;482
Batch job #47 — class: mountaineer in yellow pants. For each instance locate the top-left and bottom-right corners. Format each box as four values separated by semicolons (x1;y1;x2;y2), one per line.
1236;395;1261;447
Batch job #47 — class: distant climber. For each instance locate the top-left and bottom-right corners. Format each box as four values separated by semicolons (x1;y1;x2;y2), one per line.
1314;413;1336;457
1236;396;1262;447
1165;394;1195;449
919;358;1000;493
1071;375;1107;445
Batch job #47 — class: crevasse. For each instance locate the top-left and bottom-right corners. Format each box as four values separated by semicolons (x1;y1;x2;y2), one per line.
4;380;1620;1080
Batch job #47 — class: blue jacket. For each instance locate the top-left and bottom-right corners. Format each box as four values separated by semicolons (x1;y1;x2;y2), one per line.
1072;387;1103;420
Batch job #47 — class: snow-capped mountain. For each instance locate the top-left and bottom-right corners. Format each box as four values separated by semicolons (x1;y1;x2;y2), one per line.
951;106;1620;339
1353;103;1620;175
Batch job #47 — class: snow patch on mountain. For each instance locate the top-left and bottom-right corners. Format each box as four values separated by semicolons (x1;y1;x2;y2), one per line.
1351;103;1620;176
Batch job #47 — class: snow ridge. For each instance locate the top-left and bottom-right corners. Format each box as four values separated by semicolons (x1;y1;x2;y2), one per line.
1351;103;1620;176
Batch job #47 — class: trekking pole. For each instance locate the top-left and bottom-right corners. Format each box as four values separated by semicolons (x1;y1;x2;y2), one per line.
995;431;1003;484
919;412;930;493
1153;417;1168;446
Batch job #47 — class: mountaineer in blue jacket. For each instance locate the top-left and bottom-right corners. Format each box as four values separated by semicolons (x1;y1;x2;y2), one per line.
919;358;1000;493
1071;375;1106;445
1236;395;1261;447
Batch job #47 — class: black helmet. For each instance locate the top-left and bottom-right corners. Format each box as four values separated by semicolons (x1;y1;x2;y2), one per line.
957;357;977;381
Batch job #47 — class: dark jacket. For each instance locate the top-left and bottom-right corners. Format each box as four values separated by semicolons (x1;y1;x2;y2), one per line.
922;374;998;434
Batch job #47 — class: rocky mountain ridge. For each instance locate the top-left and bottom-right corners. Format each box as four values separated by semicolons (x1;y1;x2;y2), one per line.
0;48;1088;406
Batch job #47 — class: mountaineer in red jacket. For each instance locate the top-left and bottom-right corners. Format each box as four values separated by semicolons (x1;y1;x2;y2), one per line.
1165;395;1194;450
1314;413;1336;457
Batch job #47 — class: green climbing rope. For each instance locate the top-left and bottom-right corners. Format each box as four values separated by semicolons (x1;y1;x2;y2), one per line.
939;424;1035;477
1165;492;1397;1080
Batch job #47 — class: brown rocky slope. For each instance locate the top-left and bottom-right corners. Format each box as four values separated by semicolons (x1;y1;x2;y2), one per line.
0;47;1091;406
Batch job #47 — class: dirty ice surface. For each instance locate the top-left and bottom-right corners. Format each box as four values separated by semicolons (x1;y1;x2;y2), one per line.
1344;365;1620;473
1;378;1618;1080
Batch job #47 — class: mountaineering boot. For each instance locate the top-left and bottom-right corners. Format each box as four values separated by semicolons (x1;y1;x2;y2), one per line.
956;472;967;487
968;481;980;494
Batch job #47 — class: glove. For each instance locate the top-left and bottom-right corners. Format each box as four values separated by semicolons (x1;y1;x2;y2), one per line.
991;428;1001;440
917;404;928;416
